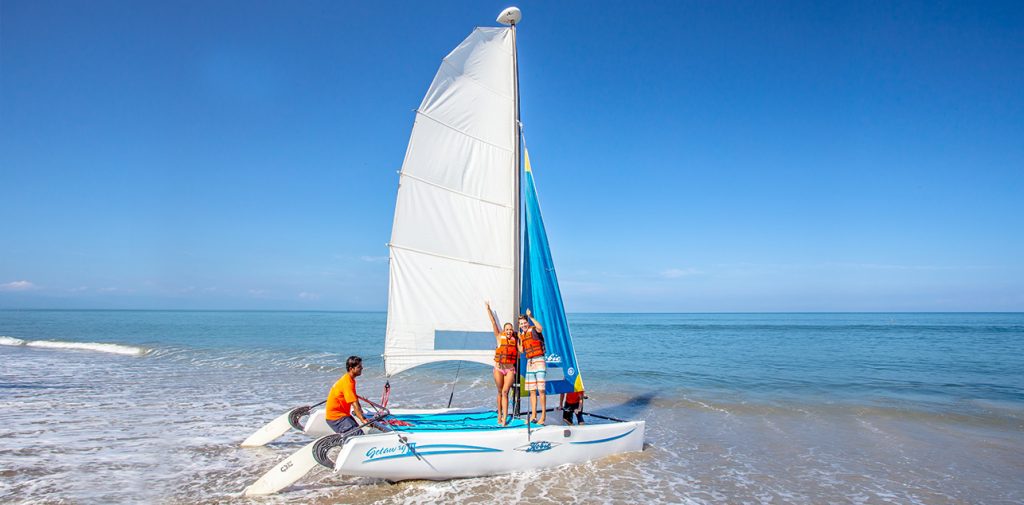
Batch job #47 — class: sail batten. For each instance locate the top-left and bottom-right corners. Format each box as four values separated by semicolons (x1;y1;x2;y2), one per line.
388;243;513;270
414;110;515;153
399;170;513;209
438;59;515;100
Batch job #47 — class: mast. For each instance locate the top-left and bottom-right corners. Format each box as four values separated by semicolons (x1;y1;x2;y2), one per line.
511;19;523;418
512;22;521;329
498;5;524;417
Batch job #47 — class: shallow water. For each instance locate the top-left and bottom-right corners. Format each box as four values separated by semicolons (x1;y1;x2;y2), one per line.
1;310;1022;503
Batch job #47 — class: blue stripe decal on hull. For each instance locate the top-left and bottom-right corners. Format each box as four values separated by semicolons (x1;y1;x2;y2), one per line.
362;444;501;463
569;428;636;445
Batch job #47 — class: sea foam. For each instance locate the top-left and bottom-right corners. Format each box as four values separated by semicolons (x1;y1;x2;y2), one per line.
0;336;148;356
0;336;27;346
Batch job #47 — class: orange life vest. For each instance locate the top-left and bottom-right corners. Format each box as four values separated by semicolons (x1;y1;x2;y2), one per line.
521;328;545;359
494;335;518;365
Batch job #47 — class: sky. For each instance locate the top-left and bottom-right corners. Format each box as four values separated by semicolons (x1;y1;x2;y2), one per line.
1;0;1022;312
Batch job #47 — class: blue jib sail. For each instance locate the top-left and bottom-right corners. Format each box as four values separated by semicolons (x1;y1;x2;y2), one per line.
520;150;584;395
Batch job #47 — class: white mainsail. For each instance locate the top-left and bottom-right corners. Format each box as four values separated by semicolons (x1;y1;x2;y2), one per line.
384;27;517;376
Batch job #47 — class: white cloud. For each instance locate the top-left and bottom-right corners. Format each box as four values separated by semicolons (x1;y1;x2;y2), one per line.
826;262;989;271
332;254;388;263
298;291;320;300
248;289;267;296
660;268;701;279
0;280;36;291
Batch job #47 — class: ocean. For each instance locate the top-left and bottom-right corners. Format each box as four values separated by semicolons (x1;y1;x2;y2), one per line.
1;310;1022;504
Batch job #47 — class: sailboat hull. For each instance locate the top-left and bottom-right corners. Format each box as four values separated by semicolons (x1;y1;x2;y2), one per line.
331;414;645;481
302;408;332;437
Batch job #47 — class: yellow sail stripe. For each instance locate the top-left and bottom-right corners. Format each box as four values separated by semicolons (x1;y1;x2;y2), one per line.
524;148;532;173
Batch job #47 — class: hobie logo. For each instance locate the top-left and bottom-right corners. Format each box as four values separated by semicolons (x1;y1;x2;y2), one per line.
365;443;415;460
546;353;562;364
515;441;559;453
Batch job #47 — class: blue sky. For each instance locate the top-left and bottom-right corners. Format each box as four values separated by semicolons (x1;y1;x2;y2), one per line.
1;1;1022;311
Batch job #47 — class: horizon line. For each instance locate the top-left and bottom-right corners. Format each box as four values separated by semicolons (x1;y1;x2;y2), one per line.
1;308;1022;315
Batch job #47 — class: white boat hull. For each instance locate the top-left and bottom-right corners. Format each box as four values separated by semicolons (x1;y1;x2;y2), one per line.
333;415;645;481
302;408;332;437
245;407;645;494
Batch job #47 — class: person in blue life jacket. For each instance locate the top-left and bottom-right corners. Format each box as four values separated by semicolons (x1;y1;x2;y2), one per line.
519;308;547;424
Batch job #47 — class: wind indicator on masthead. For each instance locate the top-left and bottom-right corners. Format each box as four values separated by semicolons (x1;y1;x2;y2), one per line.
497;7;522;26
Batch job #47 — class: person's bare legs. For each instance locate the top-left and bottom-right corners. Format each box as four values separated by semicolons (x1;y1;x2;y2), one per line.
538;390;547;424
528;390;538;422
500;372;515;425
493;367;505;424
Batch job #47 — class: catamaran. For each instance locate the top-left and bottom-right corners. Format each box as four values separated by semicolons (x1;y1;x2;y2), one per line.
243;7;645;495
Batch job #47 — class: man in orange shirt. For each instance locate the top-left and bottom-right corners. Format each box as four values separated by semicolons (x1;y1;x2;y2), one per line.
325;356;369;435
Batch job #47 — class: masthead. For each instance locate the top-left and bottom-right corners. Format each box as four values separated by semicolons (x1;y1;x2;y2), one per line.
497;7;522;26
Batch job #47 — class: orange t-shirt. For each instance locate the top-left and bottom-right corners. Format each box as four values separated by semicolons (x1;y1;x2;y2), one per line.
325;374;357;421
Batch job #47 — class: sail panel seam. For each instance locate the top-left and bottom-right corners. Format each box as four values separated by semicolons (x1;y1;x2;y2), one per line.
415;111;514;153
399;172;512;209
438;59;515;101
389;243;513;270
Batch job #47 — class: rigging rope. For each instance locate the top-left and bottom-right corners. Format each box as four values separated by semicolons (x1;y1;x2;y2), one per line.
380;381;391;408
446;361;464;408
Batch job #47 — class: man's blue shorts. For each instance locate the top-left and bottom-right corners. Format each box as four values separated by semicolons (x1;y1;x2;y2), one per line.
327;415;359;434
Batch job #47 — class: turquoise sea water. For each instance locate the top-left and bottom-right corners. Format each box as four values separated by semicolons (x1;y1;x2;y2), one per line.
2;310;1023;503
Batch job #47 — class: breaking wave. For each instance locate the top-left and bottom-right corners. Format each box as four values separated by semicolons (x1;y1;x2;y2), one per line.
0;336;26;346
0;336;148;356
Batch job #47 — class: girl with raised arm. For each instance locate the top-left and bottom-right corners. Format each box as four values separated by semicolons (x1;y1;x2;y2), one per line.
487;301;518;426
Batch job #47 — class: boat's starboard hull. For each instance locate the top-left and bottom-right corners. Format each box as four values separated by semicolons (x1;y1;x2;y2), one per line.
333;417;645;481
